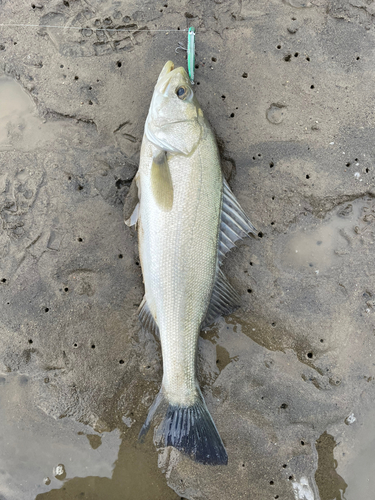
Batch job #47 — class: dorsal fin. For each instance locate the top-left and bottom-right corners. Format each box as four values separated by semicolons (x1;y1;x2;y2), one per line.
218;179;257;264
201;269;240;330
138;297;160;339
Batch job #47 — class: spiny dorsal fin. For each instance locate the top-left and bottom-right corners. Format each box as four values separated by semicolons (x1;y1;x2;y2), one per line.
218;179;257;264
138;297;160;339
201;269;240;329
151;150;173;211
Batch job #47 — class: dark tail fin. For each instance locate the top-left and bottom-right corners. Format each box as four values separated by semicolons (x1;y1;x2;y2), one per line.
139;388;228;465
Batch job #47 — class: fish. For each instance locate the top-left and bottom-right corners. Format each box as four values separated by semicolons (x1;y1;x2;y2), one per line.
124;61;256;465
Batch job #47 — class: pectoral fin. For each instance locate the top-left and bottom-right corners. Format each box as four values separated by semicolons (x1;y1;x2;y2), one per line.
151;150;173;211
124;175;140;227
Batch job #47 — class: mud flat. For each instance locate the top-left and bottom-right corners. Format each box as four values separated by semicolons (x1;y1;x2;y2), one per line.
0;0;375;499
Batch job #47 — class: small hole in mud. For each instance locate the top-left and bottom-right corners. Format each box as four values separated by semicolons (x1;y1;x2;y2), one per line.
294;52;299;57
177;27;180;30
289;476;294;480
283;464;287;468
258;232;263;238
356;56;360;60
63;0;69;6
320;339;324;343
258;153;262;157
271;322;276;327
306;174;310;179
310;84;315;89
119;359;124;364
280;403;288;409
301;440;305;445
272;196;275;200
355;158;358;161
366;168;369;173
78;184;83;190
221;95;226;100
88;100;93;105
44;308;49;313
252;156;256;160
196;82;200;85
307;352;313;359
91;344;95;349
28;339;33;344
68;176;72;180
270;480;274;485
31;3;35;8
135;261;140;266
275;496;279;499
195;64;199;69
306;56;310;61
64;287;69;292
117;61;122;67
250;262;253;266
230;113;235;118
73;343;78;348
284;54;291;62
277;44;281;49
60;65;64;68
14;42;17;45
270;162;274;168
346;162;351;167
1;278;6;283
118;254;123;259
74;76;79;80
271;221;275;225
212;57;217;62
242;463;245;467
247;289;252;293
89;86;92;90
242;72;248;78
77;237;83;242
216;359;219;364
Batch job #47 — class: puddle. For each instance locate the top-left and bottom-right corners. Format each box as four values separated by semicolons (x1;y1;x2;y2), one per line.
0;76;96;152
335;408;375;500
315;432;347;500
0;372;178;500
280;198;374;273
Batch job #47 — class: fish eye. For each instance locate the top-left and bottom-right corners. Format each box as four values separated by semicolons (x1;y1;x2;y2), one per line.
176;86;189;100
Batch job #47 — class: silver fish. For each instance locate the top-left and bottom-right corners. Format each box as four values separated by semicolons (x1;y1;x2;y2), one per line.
124;61;256;465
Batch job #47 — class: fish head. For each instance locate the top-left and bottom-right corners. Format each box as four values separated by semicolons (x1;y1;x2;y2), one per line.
145;61;204;155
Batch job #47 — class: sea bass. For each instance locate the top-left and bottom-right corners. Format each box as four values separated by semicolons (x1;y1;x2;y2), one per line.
124;61;256;465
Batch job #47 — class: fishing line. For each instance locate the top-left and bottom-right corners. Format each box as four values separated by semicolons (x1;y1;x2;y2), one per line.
0;23;187;32
0;23;196;81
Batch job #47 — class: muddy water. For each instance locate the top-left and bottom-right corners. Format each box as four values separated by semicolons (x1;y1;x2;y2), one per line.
280;199;369;274
0;372;179;500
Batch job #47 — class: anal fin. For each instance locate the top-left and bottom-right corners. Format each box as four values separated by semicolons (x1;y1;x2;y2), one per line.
138;296;160;339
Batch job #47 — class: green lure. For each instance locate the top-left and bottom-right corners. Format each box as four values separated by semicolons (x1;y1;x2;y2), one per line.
187;27;195;84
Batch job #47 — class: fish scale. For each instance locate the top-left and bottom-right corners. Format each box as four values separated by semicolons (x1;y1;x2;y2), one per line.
125;61;256;465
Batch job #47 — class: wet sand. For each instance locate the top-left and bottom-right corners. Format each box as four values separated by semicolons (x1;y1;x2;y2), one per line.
1;0;375;499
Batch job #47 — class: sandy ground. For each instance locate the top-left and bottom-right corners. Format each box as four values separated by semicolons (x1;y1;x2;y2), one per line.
0;0;375;499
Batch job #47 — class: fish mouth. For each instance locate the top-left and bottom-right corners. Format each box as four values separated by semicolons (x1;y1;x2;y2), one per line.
156;61;189;94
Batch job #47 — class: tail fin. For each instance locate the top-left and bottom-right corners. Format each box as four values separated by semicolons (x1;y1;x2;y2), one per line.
139;388;228;465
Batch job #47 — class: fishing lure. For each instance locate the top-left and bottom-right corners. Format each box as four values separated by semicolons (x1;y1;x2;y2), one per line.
187;27;195;84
